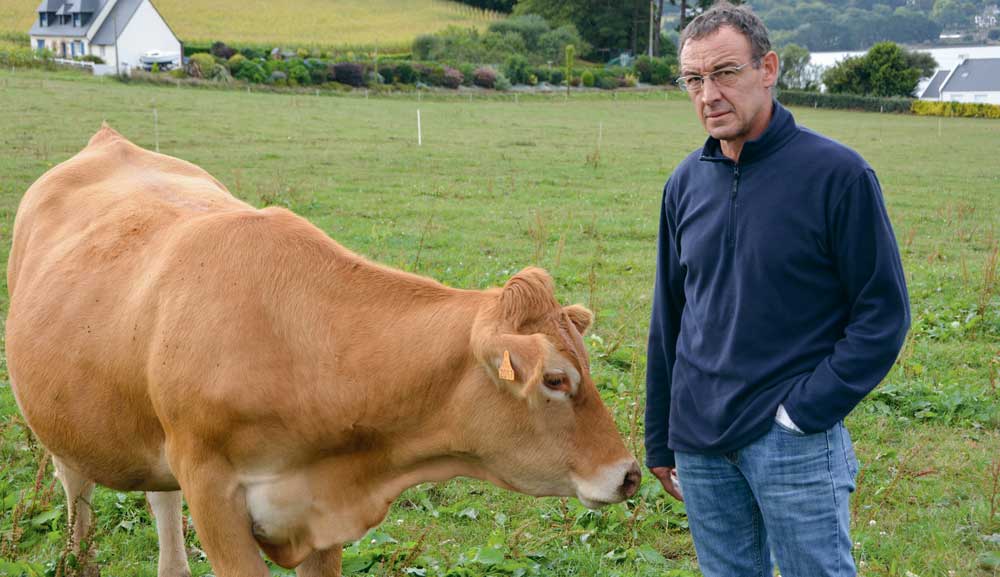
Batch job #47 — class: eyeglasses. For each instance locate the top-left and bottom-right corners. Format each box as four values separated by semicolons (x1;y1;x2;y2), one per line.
675;60;759;93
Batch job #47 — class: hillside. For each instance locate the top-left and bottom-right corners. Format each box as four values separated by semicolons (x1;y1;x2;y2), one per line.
0;0;502;52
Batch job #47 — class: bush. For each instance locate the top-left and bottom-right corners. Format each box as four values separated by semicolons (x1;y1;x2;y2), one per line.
227;53;246;74
377;62;396;83
549;69;565;85
531;67;550;83
494;72;512;91
581;70;595;87
503;54;530;85
777;89;914;113
442;66;463;89
236;61;267;83
210;41;236;60
187;53;217;78
305;58;327;84
633;56;674;85
537;24;588;63
412;34;444;61
458;63;476;86
395;61;416;84
488;14;549;51
597;71;619;90
168;68;187;79
912;100;1000;119
240;47;264;61
473;66;497;88
288;61;311;85
80;54;104;64
265;59;287;75
333;62;365;87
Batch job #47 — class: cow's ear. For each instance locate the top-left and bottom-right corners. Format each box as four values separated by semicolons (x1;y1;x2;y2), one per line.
476;333;549;399
563;304;593;335
501;267;559;331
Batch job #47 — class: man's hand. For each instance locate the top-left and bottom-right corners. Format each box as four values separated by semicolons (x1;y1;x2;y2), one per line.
650;466;683;501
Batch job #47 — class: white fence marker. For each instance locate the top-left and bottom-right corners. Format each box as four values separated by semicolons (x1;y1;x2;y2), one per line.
417;109;422;146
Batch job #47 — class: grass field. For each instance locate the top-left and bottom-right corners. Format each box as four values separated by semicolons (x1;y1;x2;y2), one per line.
0;68;998;576
0;0;501;53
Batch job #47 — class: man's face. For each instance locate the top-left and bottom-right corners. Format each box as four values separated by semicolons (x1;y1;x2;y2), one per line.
679;26;777;146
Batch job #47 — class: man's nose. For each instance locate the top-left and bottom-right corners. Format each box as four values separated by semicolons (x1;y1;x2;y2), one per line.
700;77;723;103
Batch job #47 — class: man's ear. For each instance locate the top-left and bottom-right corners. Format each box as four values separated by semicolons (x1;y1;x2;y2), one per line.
762;50;780;89
474;332;549;399
563;304;593;335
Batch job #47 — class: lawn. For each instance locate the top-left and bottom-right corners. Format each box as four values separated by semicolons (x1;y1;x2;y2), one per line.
0;68;998;576
0;0;501;53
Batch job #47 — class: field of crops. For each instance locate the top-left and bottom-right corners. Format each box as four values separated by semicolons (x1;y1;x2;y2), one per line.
0;68;998;576
0;0;501;53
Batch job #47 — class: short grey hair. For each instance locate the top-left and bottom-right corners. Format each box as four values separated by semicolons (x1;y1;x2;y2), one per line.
679;1;771;64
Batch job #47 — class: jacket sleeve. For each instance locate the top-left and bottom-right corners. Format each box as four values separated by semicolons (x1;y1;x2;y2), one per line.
783;168;910;433
645;180;686;468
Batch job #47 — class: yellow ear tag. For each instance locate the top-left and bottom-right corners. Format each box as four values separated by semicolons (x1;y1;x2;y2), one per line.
499;350;515;381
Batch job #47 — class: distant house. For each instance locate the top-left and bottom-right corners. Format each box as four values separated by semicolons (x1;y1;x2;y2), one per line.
931;58;1000;105
919;70;950;100
28;0;180;74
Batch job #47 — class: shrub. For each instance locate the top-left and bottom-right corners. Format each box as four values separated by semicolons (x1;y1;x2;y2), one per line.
305;58;327;84
549;69;564;85
377;62;396;83
442;66;463;89
395;61;416;84
538;24;588;63
494;72;512;91
488;14;549;51
227;53;247;74
622;72;638;87
531;67;550;83
240;47;264;60
458;63;476;86
412;34;444;61
777;89;913;113
912;100;1000;119
581;70;595;87
265;59;287;75
168;68;187;79
597;72;619;90
288;61;311;85
480;31;527;62
80;54;104;64
236;61;267;83
210;41;236;60
415;62;446;86
503;54;530;85
333;62;365;87
473;66;497;88
187;53;217;78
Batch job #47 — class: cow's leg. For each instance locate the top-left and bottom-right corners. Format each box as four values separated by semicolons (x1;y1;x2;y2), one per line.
170;450;269;577
147;491;191;577
53;456;95;554
295;546;342;577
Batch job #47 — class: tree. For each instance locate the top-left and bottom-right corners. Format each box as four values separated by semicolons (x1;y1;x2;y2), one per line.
778;43;814;90
822;41;922;97
931;0;978;30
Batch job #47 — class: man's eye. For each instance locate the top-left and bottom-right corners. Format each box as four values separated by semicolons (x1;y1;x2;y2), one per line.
717;69;737;78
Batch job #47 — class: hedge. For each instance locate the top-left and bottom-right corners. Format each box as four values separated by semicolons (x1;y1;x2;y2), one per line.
777;90;914;113
911;99;1000;119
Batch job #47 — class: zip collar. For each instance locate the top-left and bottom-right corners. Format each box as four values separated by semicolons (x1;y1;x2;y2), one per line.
699;100;798;166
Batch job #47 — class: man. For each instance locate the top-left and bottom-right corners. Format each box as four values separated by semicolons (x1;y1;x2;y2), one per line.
644;3;910;576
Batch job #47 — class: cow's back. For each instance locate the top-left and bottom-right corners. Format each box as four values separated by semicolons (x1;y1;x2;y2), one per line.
5;126;249;489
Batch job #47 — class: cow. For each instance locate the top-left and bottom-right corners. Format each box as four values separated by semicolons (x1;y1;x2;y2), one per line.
5;125;641;577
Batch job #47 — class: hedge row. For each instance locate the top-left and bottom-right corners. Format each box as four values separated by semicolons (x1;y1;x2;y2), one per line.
911;99;1000;119
777;89;915;113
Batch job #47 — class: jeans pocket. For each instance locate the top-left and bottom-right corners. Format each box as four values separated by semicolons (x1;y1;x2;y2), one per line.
841;423;860;480
773;416;808;437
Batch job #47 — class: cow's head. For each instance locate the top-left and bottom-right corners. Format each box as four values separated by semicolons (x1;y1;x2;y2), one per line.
464;267;640;508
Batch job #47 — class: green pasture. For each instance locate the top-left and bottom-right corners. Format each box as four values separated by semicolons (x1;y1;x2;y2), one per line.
0;68;998;576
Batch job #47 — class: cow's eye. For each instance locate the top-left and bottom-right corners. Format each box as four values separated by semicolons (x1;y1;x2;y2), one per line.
543;373;570;392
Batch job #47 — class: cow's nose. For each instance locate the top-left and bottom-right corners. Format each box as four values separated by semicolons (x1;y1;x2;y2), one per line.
620;462;641;498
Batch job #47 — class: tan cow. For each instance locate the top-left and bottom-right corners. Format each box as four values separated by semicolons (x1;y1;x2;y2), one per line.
5;125;640;577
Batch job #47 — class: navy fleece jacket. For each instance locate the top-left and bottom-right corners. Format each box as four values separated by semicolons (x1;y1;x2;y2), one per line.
644;102;910;469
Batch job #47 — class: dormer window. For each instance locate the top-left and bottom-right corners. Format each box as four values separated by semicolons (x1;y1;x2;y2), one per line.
40;13;48;27
74;13;80;26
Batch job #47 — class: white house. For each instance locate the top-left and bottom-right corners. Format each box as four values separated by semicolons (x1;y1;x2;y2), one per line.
927;58;1000;105
28;0;181;74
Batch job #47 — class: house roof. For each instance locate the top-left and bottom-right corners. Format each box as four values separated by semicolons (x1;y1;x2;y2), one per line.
940;58;1000;93
29;0;109;38
90;0;143;45
920;70;950;99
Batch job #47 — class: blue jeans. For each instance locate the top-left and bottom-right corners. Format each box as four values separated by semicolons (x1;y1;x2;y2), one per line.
675;419;859;577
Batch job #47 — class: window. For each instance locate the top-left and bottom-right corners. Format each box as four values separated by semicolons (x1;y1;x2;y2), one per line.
40;13;47;27
74;13;80;27
36;39;44;51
